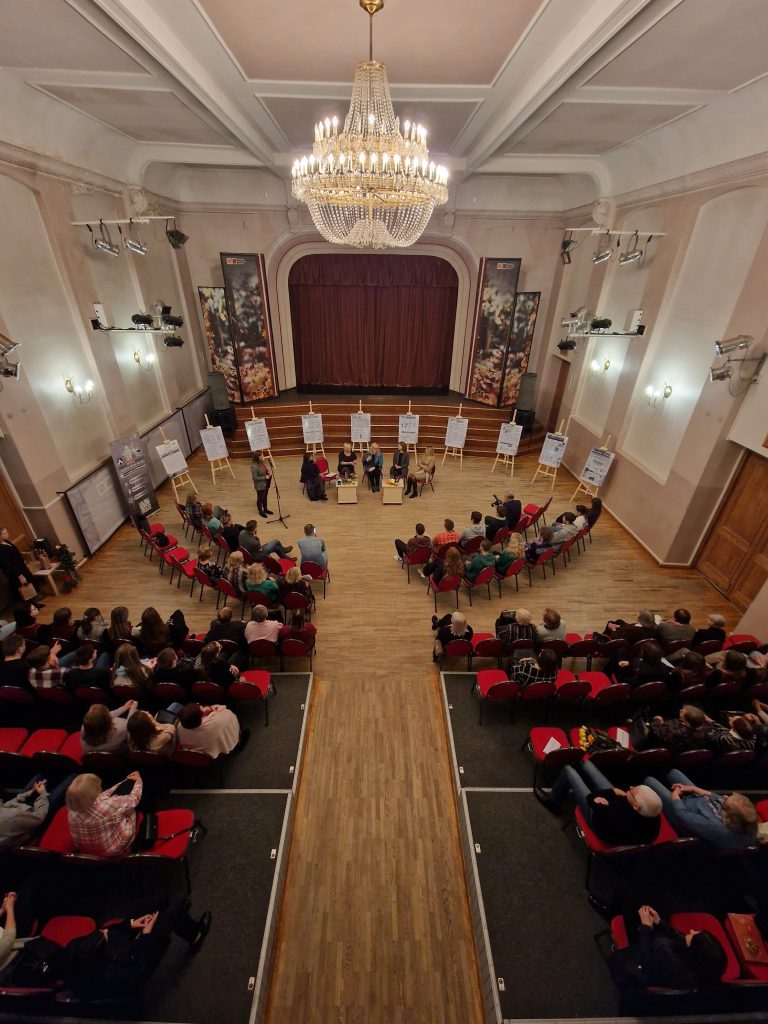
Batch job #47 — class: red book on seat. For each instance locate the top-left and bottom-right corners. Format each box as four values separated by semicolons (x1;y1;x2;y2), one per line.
727;913;768;964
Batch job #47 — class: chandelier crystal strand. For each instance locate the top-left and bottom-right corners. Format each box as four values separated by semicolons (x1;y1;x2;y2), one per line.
291;7;448;250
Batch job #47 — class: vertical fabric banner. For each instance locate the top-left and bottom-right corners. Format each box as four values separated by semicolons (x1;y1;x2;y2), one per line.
466;258;521;407
197;286;242;404
108;433;159;519
220;253;278;402
500;292;541;407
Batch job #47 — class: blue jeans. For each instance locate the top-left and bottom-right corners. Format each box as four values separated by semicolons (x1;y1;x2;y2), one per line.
19;773;78;826
58;651;78;668
548;761;614;828
261;540;289;559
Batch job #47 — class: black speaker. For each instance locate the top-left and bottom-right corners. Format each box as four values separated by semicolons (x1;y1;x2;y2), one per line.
207;372;232;411
513;408;535;430
516;372;537;411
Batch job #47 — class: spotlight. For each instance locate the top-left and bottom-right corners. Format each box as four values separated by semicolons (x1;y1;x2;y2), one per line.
0;360;20;379
715;335;752;356
161;314;184;328
590;318;612;332
89;221;120;257
0;332;19;357
557;340;577;352
165;219;188;249
619;230;644;266
122;222;148;256
560;232;578;265
163;335;185;348
592;231;612;264
131;313;154;327
709;364;733;382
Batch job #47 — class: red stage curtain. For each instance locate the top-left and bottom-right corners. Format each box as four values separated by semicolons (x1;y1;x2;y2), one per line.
288;254;458;389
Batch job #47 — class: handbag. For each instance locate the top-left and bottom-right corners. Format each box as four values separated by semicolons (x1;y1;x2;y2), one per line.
134;812;158;850
18;582;37;601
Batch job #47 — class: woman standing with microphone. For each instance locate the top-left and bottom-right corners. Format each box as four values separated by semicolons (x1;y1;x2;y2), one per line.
251;451;273;518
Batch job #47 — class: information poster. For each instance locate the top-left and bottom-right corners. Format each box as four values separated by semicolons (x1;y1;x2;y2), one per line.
245;418;271;452
108;432;159;518
200;426;229;461
351;412;371;443
155;439;188;477
398;414;420;445
579;448;615;487
496;422;523;456
538;433;569;469
444;417;469;449
301;413;324;444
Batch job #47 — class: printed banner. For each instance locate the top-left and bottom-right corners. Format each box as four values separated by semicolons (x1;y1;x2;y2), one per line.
445;417;469;449
501;292;540;407
301;414;324;444
538;433;569;469
350;412;371;443
245;418;271;452
200;426;229;461
155;439;188;477
496;422;523;456
108;433;159;519
398;414;420;444
220;253;277;401
466;258;522;407
197;286;241;404
579;448;615;488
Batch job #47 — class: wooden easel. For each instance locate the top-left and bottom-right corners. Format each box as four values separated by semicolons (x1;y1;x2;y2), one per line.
531;419;565;491
249;407;273;463
442;403;466;467
351;400;367;454
304;401;326;459
205;415;235;485
160;427;198;503
401;400;418;455
570;434;611;502
492;410;517;477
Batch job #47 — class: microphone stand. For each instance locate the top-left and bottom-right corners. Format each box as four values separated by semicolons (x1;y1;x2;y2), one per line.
266;456;290;530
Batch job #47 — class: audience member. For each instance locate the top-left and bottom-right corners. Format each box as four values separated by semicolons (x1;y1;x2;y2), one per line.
459;511;485;546
485;492;521;540
278;610;317;651
633;705;706;756
224;551;248;599
238;520;293;561
405;446;436;498
431;519;461;555
200;502;222;537
525;527;554;564
133;607;172;658
0;526;38;602
177;703;244;757
394;522;431;563
550;512;579;550
422;545;464;584
204;607;246;650
432;611;473;659
595;609;656;644
244;606;282;645
105;606;133;659
250;451;273;517
535;607;567;642
495;608;536;651
338;442;357;479
690;613;727;649
127;711;176;758
298;524;327;568
81;701;138;755
494;533;524;570
50;607;75;645
152;647;200;688
301;454;328;501
465;539;495;581
12;600;40;637
510;649;558;691
656;609;695;645
693;711;755;752
218;512;245;553
0;893;17;971
390;441;410;481
26;644;68;691
586;497;603;527
245;562;280;604
0;776;74;850
184;492;204;531
75;607;108;648
362;443;383;492
613;640;674;690
0;634;29;688
555;504;589;528
197;545;224;585
644;772;758;849
279;566;316;612
67;772;142;857
111;643;152;692
65;643;112;693
197;641;240;690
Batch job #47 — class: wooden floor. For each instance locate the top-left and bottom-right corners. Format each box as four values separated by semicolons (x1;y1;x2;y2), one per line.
42;449;737;1024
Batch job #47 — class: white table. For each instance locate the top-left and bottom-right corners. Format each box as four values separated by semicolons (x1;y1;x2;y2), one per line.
382;480;405;505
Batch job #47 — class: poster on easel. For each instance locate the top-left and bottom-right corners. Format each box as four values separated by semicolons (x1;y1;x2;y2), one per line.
200;426;229;461
351;412;371;443
539;433;569;468
496;422;523;457
445;417;469;449
579;448;615;487
302;414;324;445
398;414;420;445
155;440;188;478
245;418;271;452
108;433;159;518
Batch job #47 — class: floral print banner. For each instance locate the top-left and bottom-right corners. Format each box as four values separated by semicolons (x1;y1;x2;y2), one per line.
197;286;241;404
500;292;540;407
466;258;521;407
220;253;278;401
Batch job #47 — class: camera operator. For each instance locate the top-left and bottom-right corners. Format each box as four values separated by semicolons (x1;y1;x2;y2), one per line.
485;491;522;541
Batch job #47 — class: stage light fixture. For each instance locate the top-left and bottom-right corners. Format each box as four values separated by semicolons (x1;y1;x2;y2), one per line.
0;332;19;357
165;219;188;249
619;230;644;266
89;221;120;257
715;335;752;356
590;318;613;332
557;339;577;352
709;364;733;382
592;231;612;264
161;313;184;328
0;360;20;379
163;335;185;348
560;232;578;265
122;221;148;256
131;313;154;327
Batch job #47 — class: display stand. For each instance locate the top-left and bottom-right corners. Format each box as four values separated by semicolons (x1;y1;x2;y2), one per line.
351;400;368;454
492;411;519;476
531;419;566;491
159;427;198;503
248;407;272;463
570;435;612;502
204;415;235;485
442;403;467;467
303;402;326;459
400;401;418;455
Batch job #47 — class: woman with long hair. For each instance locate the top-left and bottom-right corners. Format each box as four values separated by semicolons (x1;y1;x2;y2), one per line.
405;445;436;498
245;562;280;603
111;643;152;692
432;545;465;586
127;710;176;757
77;607;107;645
134;607;171;658
390;441;410;481
278;609;317;651
224;550;248;599
251;451;273;517
200;502;221;538
197;641;240;690
80;701;138;754
432;611;473;659
280;565;316;611
105;606;133;659
586;497;603;527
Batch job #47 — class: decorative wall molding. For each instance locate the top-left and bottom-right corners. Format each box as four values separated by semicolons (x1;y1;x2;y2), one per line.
0;140;125;196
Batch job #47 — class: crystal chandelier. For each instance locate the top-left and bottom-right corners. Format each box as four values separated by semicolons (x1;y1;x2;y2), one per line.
291;0;449;249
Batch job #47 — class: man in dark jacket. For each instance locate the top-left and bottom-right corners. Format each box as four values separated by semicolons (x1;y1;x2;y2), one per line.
484;493;521;540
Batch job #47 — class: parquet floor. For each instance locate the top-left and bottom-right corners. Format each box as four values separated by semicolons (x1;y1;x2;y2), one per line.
43;449;737;1024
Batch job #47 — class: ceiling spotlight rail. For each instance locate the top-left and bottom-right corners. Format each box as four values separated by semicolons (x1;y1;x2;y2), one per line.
73;217;188;256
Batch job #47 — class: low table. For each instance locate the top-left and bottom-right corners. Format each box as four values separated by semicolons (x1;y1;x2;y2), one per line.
336;478;358;504
382;480;404;505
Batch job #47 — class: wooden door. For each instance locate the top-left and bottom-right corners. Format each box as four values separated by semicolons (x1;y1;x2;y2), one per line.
547;359;570;432
696;451;768;612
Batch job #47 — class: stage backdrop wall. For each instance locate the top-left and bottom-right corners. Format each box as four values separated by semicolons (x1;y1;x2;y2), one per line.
288;254;458;390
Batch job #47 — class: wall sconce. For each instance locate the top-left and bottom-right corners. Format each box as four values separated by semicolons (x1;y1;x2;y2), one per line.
590;358;611;377
645;382;672;407
133;350;156;372
65;376;94;403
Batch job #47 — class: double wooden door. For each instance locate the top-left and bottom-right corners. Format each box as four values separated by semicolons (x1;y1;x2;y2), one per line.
696;451;768;612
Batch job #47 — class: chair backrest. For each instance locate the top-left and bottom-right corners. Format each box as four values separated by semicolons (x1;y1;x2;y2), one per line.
0;686;35;705
486;681;519;702
173;747;214;769
316;457;330;473
437;574;461;593
490;527;511;546
199;523;213;541
191;681;227;702
35;687;76;705
692;639;722;655
537;639;568;658
183;636;204;656
300;561;326;579
404;545;430;565
461;536;483;555
248;639;278;657
593;682;631;705
598;638;629;658
629;680;669;702
724;633;760;652
442;639;472;657
474;638;504;657
194;566;214;587
513;514;532;534
470;566;496;587
520;680;556;701
674;748;714;768
74;685;112;705
238;546;254;565
501;557;526;578
215;534;231;554
262;555;286;576
433;543;456;562
216;578;238;599
152;681;188;702
247;590;277;609
281;638;309;659
81;750;126;773
283;591;309;612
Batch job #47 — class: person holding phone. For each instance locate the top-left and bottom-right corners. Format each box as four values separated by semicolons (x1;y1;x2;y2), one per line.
298;523;327;568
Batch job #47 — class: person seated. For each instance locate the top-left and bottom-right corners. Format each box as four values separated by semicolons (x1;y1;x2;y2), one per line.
692;711;755;752
204;607;247;651
50;607;75;648
75;606;109;653
58;899;211;996
279;566;316;612
670;650;707;688
197;545;224;585
485;492;522;540
524;527;554;564
612;640;674;690
127;710;176;758
422;546;464;585
689;613;727;649
223;551;248;599
464;539;495;581
362;443;383;492
177;703;244;757
405;446;436;498
26;643;69;691
219;511;246;552
430;519;461;558
549;512;580;550
535;762;662;845
298;523;327;568
535;607;566;642
595;608;657;644
459;511;485;547
278;610;317;651
390;441;410;481
105;606;134;660
510;649;558;691
81;701;138;755
656;608;695;645
65;643;112;693
244;606;282;646
432;611;473;659
184;492;204;531
133;607;172;658
0;634;30;689
495;608;536;653
494;533;524;570
200;502;221;538
609;905;726;992
301;454;328;501
66;771;142;857
0;775;75;851
704;648;750;678
394;522;432;563
245;562;280;604
0;893;18;972
634;704;707;756
585;497;602;527
111;643;153;693
337;442;357;479
238;520;293;561
196;641;240;690
555;504;589;528
152;647;200;689
644;771;759;849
